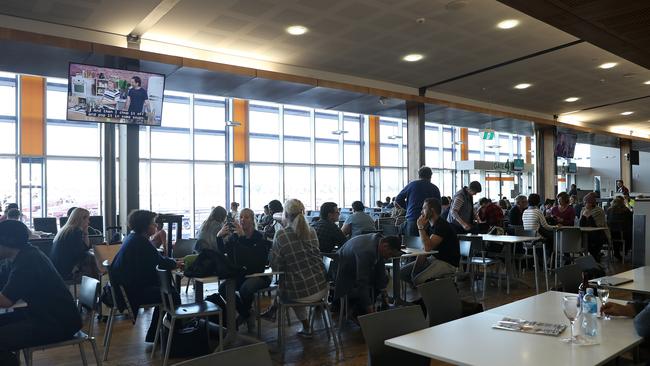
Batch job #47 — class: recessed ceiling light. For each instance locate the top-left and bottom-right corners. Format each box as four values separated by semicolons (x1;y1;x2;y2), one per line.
497;19;520;29
402;54;424;62
564;97;580;102
514;83;532;89
286;25;308;35
644;80;650;85
621;111;634;116
598;62;618;69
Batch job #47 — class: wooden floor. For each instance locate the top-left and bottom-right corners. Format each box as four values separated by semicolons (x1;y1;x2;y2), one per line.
32;258;634;366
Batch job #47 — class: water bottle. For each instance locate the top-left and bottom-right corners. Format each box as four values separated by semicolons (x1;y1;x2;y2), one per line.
581;288;598;338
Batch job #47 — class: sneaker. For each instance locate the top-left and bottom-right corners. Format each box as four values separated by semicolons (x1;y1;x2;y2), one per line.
297;329;313;338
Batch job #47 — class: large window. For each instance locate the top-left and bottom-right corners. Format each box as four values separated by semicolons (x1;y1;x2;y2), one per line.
0;73;16;207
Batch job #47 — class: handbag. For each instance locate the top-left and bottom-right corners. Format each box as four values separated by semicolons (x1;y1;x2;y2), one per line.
183;249;246;279
160;318;211;358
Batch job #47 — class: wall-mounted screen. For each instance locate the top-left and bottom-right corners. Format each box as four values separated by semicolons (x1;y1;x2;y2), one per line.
67;63;164;125
555;132;577;159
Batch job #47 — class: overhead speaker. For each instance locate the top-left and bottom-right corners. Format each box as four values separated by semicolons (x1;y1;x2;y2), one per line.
631;150;640;165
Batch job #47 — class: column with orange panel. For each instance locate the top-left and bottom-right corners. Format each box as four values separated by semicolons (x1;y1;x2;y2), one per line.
230;99;249;207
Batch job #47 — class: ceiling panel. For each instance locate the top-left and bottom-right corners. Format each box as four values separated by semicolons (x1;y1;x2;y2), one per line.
432;42;650;125
425;106;535;136
228;77;315;102
0;0;161;35
0;39;91;78
165;66;255;95
274;86;367;110
143;0;577;87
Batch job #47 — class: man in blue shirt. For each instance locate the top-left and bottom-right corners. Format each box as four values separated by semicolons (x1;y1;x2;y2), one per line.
396;166;441;236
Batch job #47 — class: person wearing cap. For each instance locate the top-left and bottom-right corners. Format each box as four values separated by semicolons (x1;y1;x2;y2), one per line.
395;166;442;237
0;220;82;366
400;198;459;286
335;234;403;317
448;181;482;233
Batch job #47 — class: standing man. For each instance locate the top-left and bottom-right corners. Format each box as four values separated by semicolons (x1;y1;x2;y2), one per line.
124;76;150;116
311;202;347;253
448;181;482;234
395;166;441;237
616;180;630;196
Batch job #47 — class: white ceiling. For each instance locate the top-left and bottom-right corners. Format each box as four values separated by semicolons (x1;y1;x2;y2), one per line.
0;0;648;135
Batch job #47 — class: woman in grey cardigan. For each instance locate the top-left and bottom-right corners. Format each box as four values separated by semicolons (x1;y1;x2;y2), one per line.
196;206;227;252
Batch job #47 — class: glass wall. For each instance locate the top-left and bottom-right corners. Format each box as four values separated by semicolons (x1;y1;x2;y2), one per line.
3;69;540;230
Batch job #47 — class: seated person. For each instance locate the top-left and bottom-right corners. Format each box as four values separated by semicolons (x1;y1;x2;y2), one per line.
216;208;271;332
262;200;284;241
607;196;632;261
508;195;528;227
602;301;650;339
0;220;82;366
269;199;328;337
196;206;227;252
477;198;504;228
110;210;180;342
51;207;99;280
522;193;555;244
549;192;575;226
0;204;18;223
336;234;402;317
579;192;610;262
149;220;167;252
4;209;38;239
311;202;347;253
341;201;376;238
400;198;459;286
257;205;273;231
440;196;451;221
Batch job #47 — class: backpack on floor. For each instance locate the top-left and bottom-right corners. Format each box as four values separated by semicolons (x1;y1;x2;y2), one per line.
160;318;211;358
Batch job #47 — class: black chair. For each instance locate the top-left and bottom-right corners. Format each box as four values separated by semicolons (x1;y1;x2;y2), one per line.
33;217;58;234
358;306;429;366
556;264;582;293
28;239;53;260
154;267;223;366
89;215;104;233
22;276;102;366
417;278;462;327
59;216;69;228
172;342;271;366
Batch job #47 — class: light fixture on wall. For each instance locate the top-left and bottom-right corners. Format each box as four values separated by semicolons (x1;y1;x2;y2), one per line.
387;134;403;140
331;129;349;135
225;120;241;127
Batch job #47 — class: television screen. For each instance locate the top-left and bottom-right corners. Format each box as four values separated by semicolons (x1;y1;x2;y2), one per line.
67;63;164;125
513;158;524;171
555;132;577;159
568;163;577;174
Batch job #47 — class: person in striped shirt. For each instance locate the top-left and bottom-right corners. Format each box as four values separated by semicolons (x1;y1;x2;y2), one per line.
522;193;556;244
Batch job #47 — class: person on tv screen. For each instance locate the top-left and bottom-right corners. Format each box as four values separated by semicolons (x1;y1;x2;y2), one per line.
124;76;149;116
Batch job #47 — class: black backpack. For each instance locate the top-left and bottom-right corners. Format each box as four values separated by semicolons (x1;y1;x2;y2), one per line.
183;249;246;279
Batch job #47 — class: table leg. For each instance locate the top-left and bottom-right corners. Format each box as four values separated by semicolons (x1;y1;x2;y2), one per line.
195;281;204;302
223;278;237;345
542;243;549;292
392;257;406;305
533;246;539;294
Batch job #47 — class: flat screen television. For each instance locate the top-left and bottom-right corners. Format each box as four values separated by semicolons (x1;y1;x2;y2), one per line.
555;132;577;159
512;158;524;171
567;162;577;174
67;63;165;125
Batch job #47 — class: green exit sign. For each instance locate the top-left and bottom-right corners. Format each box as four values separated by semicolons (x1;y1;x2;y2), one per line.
482;129;495;140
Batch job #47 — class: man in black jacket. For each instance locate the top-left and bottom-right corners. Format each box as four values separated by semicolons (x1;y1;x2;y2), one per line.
0;220;82;366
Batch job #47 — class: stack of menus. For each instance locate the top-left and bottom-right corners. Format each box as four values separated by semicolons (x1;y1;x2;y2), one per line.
493;317;567;336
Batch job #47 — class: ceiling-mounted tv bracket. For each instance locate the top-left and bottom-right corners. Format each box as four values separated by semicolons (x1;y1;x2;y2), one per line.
126;34;141;50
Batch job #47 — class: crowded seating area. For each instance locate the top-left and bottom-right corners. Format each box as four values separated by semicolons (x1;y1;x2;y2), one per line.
1;1;650;365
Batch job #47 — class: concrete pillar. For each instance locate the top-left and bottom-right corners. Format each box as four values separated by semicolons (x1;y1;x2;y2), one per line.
406;101;425;181
535;126;557;201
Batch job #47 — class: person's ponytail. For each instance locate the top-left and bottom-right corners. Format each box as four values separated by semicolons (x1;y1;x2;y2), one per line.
284;199;313;242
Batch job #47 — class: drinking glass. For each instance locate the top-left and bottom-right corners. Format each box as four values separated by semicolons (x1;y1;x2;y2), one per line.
598;288;610;320
562;295;580;343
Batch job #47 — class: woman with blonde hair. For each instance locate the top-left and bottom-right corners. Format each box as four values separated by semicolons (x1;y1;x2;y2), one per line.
269;199;328;337
51;207;99;279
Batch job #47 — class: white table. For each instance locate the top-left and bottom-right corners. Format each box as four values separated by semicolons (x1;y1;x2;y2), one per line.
386;291;642;366
459;234;546;293
593;266;650;295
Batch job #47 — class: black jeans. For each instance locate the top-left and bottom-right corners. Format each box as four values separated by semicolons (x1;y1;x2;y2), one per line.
0;310;74;364
219;276;271;319
405;220;419;237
